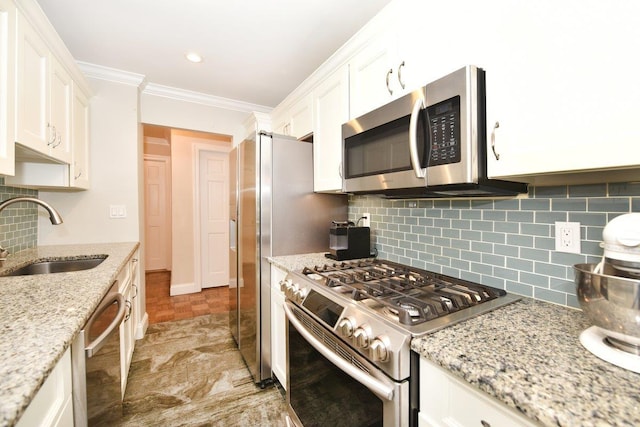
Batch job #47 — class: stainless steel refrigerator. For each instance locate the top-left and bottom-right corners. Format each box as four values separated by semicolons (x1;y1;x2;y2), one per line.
228;131;347;385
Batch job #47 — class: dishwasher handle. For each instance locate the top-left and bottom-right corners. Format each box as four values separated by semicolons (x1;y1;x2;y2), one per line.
85;288;125;358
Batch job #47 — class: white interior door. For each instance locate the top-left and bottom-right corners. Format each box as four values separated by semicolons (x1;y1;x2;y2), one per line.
199;150;229;288
144;156;171;271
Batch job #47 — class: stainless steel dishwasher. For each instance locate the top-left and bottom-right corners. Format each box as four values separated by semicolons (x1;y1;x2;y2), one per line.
71;281;125;426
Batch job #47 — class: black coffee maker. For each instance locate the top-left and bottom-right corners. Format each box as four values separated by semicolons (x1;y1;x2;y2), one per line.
326;221;371;261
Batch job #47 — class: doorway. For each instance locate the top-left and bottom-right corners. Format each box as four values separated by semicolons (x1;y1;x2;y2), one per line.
142;124;233;321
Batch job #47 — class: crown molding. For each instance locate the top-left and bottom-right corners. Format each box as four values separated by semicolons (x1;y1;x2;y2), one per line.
142;83;272;114
77;62;147;87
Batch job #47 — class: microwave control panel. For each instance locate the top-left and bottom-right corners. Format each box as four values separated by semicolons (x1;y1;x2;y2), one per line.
426;96;461;166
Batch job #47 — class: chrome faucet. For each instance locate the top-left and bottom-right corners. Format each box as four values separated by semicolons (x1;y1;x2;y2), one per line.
0;197;63;261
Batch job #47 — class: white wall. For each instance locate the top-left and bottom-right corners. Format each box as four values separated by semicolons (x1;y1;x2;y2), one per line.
39;78;142;244
140;93;250;144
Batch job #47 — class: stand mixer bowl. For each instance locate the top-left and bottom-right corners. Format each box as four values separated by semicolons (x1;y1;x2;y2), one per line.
574;263;640;349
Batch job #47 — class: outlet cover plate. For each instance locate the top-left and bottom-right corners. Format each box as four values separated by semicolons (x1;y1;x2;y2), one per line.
555;221;581;254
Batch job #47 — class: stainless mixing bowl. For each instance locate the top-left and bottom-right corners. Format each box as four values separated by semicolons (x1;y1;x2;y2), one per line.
574;263;640;347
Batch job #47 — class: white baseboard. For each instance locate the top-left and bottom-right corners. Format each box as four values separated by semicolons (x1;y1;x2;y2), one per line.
170;281;198;296
135;312;149;340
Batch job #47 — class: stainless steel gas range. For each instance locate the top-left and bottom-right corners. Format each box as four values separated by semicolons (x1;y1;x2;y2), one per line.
281;259;520;427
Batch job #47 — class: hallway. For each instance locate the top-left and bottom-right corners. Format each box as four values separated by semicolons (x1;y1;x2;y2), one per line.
145;271;230;324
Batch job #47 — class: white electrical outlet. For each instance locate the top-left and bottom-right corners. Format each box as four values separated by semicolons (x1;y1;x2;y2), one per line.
362;212;371;228
555;221;581;253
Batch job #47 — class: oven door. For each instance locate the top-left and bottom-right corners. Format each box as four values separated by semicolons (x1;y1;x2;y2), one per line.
284;302;408;427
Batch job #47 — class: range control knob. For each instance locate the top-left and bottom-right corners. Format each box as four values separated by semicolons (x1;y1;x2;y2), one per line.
294;288;308;304
353;325;372;349
279;279;292;293
284;282;299;300
337;317;355;338
370;336;390;362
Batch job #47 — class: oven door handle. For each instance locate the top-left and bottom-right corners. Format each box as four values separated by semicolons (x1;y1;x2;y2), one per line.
284;302;395;401
409;96;426;179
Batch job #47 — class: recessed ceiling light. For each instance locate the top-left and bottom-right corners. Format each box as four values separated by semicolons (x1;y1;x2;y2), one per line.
185;52;203;63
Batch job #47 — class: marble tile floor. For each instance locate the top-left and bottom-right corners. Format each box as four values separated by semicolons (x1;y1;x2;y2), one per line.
119;312;286;426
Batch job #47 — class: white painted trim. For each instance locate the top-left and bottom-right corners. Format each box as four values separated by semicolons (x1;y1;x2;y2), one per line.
135;312;148;340
169;281;198;296
77;61;147;87
143;83;272;114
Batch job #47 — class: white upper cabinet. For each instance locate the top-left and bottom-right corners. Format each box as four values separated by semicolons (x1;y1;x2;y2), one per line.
0;0;15;176
288;93;313;139
71;84;90;189
349;30;404;119
313;65;349;193
48;56;72;163
16;11;50;154
272;92;313;139
481;0;640;179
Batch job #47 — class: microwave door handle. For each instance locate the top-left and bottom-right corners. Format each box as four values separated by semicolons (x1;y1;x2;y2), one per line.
284;302;395;401
409;97;426;178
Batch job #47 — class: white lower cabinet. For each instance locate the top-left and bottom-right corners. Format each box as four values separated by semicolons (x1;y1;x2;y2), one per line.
17;348;73;427
419;357;537;427
270;264;287;389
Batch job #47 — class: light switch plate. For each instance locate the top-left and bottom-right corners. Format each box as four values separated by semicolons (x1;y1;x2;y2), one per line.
109;205;127;218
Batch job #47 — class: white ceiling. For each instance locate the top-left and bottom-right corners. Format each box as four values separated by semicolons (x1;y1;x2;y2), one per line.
35;0;392;109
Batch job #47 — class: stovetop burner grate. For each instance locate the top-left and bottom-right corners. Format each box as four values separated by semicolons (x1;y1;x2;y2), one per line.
302;259;506;326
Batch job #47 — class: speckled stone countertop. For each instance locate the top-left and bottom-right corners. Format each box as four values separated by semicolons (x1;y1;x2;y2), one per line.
412;298;640;427
267;252;343;273
0;242;139;427
269;253;640;427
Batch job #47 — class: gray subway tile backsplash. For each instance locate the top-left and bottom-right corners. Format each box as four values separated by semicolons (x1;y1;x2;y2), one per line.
0;178;39;255
349;181;640;309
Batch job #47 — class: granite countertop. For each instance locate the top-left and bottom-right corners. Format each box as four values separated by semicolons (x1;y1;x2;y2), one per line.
412;298;640;427
269;253;640;427
0;242;139;427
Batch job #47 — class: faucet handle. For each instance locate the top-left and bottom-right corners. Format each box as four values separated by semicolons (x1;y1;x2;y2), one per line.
0;247;8;263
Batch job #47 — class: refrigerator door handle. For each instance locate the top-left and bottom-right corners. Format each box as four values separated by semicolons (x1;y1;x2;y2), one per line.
229;219;237;251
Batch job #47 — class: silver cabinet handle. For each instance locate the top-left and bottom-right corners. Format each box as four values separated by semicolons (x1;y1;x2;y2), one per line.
132;283;138;299
397;61;405;89
385;68;393;95
491;121;501;160
85;290;125;358
47;123;57;146
124;300;132;321
53;134;62;148
409;96;426;178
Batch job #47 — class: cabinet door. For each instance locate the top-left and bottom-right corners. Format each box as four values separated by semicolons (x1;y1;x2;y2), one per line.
49;57;72;163
349;32;399;119
485;0;640;178
270;265;287;388
0;0;15;176
16;12;50;153
313;65;349;192
71;85;90;188
419;357;537;427
289;93;313;139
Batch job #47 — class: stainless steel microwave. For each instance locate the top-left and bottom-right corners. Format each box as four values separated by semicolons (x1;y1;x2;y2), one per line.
342;65;527;198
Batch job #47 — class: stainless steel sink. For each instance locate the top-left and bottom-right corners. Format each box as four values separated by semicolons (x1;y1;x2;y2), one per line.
1;256;108;276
